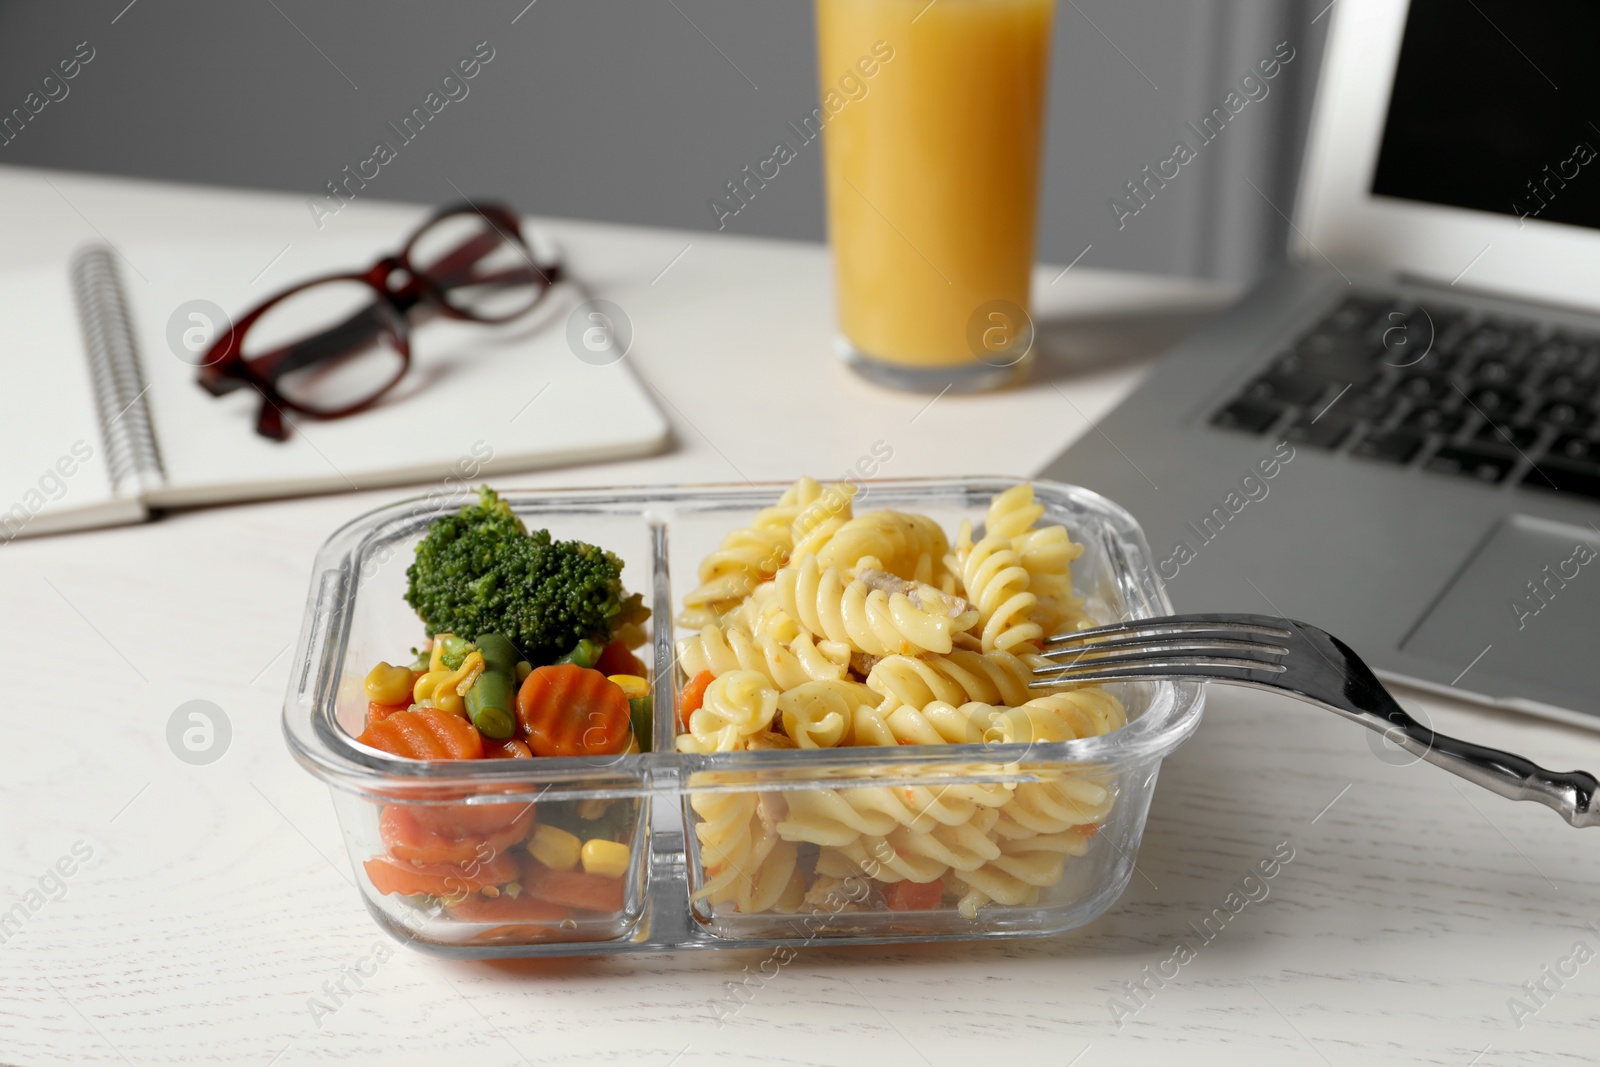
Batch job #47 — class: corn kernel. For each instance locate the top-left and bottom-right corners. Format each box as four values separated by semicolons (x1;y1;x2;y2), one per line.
527;824;581;871
434;688;464;716
364;662;415;706
576;797;610;820
608;674;649;699
412;651;483;716
581;839;630;879
413;669;445;704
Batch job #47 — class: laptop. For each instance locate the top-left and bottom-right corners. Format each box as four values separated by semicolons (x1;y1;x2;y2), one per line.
1040;0;1600;728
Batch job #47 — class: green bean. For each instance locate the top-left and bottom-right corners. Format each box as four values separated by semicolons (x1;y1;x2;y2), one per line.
470;703;516;740
474;633;520;676
553;637;604;669
466;672;517;739
467;632;521;739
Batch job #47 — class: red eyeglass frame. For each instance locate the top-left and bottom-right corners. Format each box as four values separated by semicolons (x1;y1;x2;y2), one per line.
198;201;562;441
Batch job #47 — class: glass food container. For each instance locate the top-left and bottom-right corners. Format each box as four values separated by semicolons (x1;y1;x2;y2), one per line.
283;478;1204;957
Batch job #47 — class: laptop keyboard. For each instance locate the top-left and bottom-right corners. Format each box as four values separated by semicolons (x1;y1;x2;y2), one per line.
1210;293;1600;503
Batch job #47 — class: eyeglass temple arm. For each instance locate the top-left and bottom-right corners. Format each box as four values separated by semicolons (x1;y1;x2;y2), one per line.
426;232;559;292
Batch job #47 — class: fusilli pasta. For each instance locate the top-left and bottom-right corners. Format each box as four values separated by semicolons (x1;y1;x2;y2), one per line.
865;648;1039;711
676;620;848;692
675;670;779;754
775;555;975;657
678;477;856;628
815;509;951;583
776;679;876;748
676;480;1126;920
947;521;1043;653
984;484;1091;637
789;481;858;558
688;791;803;913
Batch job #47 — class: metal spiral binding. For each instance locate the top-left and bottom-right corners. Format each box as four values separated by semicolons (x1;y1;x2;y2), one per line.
70;246;164;496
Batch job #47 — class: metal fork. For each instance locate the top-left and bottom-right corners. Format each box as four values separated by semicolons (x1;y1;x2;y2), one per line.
1031;613;1598;828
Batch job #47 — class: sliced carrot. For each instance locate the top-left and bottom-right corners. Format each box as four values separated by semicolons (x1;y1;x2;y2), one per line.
883;878;945;911
678;670;715;730
594;639;647;678
380;803;534;865
520;859;626;913
516;664;632;758
484;737;534;759
413;801;536;839
363;851;518;898
366;701;408;728
359;707;484;760
446;895;572;925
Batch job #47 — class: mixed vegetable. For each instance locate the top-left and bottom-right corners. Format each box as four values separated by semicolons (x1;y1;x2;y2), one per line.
353;487;652;928
360;795;637;930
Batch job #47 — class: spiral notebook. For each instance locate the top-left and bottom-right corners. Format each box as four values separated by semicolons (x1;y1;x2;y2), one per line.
1;238;669;541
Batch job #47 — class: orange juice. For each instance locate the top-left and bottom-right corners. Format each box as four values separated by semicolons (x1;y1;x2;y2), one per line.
817;0;1054;385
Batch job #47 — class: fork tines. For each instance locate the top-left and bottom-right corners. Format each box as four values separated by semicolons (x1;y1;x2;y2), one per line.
1029;615;1293;687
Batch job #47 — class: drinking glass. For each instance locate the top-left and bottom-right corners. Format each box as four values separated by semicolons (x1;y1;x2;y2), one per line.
817;0;1055;391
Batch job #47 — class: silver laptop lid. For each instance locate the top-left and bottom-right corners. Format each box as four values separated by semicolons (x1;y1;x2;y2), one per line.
1297;0;1600;312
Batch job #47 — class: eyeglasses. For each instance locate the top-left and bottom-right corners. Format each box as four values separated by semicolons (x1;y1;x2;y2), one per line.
199;201;562;440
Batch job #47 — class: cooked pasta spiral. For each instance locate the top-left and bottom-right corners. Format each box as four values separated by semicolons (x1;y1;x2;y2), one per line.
675;670;779;754
815;510;951;583
1024;686;1127;740
688;791;803;913
818;814;1003;884
676;621;847;692
982;484;1046;541
848;689;1122;748
789;481;858;558
994;777;1114;838
948;522;1042;653
678;525;791;630
850;700;985;747
775;555;975;657
984;484;1090;637
865;648;1039;711
950;832;1094;914
767;475;838;527
776;781;1012;847
678;477;857;628
953;775;1113;916
777;679;875;748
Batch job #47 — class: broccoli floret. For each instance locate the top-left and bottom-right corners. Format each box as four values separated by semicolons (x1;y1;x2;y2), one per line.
404;486;636;664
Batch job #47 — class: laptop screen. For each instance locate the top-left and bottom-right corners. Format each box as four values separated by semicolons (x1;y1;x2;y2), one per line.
1370;0;1600;231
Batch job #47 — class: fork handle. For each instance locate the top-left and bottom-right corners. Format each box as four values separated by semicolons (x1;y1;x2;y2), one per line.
1363;706;1599;828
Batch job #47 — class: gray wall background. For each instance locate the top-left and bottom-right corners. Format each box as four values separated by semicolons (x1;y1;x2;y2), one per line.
0;0;1325;283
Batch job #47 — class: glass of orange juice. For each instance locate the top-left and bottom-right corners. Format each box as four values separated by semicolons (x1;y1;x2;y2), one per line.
816;0;1054;391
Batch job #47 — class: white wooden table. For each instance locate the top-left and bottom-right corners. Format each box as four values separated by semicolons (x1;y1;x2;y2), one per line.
2;167;1597;1066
